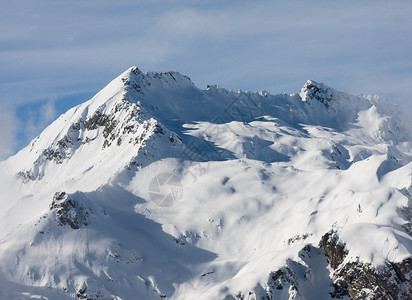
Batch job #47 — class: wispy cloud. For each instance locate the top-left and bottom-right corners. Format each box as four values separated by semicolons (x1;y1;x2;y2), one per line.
23;101;56;142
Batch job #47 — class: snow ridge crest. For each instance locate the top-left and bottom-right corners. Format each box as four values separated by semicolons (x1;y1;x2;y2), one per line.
300;79;334;107
122;66;195;94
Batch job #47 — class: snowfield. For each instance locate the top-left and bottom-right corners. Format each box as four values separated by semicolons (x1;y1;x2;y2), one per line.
0;67;411;299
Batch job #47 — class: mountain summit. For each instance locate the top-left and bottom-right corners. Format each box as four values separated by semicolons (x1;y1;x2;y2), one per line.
0;67;411;299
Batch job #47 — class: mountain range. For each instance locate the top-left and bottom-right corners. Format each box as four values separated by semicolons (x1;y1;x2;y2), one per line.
0;66;411;299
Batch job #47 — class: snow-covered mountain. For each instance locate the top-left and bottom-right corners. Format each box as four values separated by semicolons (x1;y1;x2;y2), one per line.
0;66;411;299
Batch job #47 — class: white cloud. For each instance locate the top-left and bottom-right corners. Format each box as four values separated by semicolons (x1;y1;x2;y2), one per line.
24;101;56;142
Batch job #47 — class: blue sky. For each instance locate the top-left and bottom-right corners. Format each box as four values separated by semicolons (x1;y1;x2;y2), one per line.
1;0;412;159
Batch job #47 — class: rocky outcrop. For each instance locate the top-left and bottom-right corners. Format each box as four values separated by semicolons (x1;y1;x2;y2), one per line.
266;266;300;298
16;97;176;182
331;259;412;299
400;204;412;237
319;231;412;299
16;170;37;182
50;192;91;229
319;231;348;270
251;231;412;300
75;281;116;300
300;80;334;108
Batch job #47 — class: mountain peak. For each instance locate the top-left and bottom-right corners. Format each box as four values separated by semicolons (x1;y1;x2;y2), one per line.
299;79;334;107
119;66;194;95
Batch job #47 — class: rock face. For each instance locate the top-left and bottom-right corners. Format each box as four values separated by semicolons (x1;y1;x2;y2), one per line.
50;192;91;229
256;231;412;300
266;265;300;299
331;259;412;299
299;80;334;107
319;231;412;300
319;231;348;270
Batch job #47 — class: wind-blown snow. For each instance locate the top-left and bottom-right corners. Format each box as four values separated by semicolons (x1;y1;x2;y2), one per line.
0;66;411;299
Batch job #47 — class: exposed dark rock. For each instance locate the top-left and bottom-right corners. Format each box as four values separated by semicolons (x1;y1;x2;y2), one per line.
265;264;300;299
332;259;412;299
401;205;412;221
318;231;412;299
173;236;185;245
57;136;73;148
154;123;164;134
302;81;334;108
122;75;144;94
75;285;114;300
16;170;37;182
402;222;412;237
103;119;117;140
20;101;146;178
41;147;65;164
123;124;137;135
286;233;311;245
319;231;348;270
71;121;82;131
84;110;108;130
254;231;412;299
50;192;91;229
76;286;91;300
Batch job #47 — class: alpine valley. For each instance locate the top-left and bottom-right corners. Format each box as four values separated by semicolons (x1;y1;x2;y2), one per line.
1;67;411;300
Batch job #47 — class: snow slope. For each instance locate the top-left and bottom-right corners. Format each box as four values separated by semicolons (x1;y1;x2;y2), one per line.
0;67;411;299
